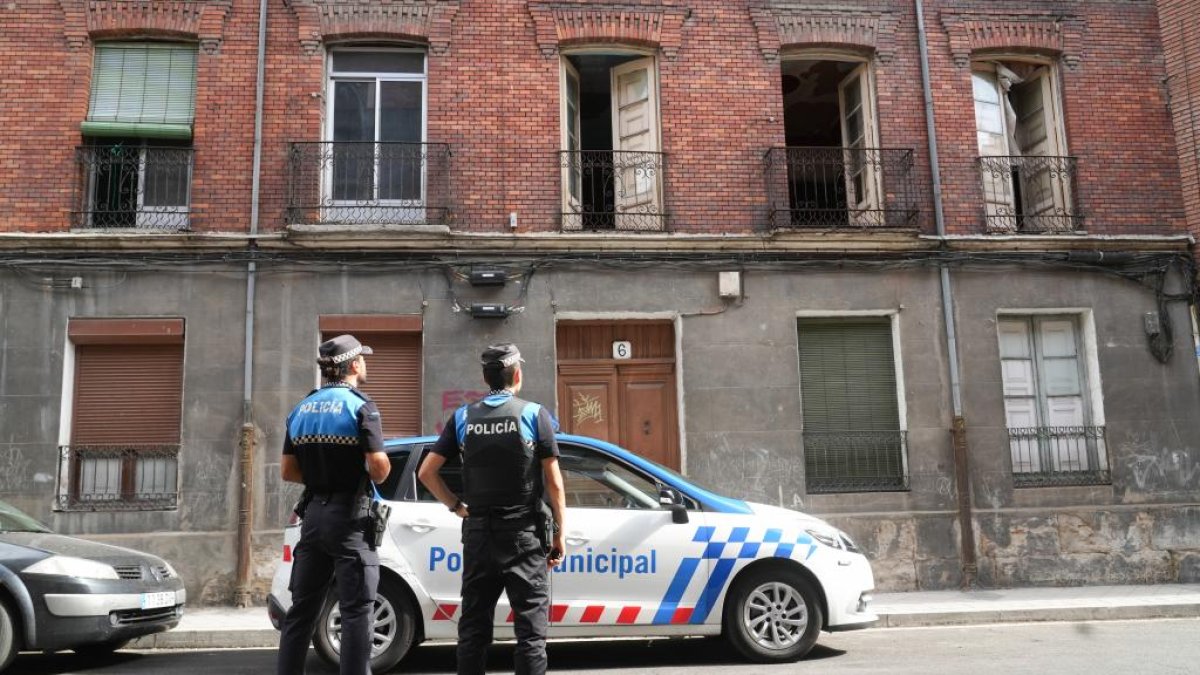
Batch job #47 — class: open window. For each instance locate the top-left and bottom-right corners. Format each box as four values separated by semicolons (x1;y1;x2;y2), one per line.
973;60;1075;232
324;48;427;223
79;43;196;230
777;58;883;227
559;53;664;231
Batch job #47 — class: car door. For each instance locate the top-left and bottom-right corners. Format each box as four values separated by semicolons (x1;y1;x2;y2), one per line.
387;447;472;636
550;442;709;632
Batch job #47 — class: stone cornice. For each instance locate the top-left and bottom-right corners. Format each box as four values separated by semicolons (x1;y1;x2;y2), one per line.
282;0;460;56
749;2;898;63
527;2;689;59
59;0;232;53
940;11;1085;70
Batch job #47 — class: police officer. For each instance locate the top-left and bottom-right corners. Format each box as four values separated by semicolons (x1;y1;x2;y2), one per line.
419;343;566;675
277;334;391;675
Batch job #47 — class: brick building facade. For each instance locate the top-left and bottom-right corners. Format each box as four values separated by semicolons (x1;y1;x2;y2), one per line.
1;0;1197;604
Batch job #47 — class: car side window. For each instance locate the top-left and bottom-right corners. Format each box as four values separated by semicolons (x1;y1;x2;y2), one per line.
558;444;661;510
414;450;463;502
375;447;412;501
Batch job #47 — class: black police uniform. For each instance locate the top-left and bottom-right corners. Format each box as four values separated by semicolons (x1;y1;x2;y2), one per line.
431;390;559;675
277;380;385;675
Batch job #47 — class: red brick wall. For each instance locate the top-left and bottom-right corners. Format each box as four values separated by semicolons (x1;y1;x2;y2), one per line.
0;0;1186;236
1158;0;1200;242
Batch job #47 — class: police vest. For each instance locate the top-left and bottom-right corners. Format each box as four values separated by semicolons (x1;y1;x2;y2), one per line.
286;384;370;492
459;395;542;509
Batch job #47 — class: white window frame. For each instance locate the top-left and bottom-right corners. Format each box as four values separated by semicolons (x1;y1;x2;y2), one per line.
324;46;429;222
995;309;1107;479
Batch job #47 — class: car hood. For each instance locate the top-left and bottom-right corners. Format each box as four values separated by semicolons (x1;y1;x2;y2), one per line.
744;502;832;529
0;532;162;564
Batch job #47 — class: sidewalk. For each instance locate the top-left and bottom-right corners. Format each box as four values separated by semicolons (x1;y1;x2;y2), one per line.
129;583;1200;650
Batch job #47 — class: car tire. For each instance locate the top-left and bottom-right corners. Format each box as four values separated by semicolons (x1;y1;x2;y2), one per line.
723;566;823;663
0;599;18;673
313;575;417;674
72;639;131;658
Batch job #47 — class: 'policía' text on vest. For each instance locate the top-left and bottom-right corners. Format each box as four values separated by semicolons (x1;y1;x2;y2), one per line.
466;419;518;435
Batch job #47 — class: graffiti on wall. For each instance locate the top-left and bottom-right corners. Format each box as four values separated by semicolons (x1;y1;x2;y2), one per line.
1120;433;1200;492
435;390;488;433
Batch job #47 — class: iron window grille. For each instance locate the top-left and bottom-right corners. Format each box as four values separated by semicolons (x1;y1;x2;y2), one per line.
978;155;1081;233
287;141;452;225
766;147;919;230
803;430;910;494
74;144;193;230
57;444;180;511
559;150;667;232
1008;426;1109;487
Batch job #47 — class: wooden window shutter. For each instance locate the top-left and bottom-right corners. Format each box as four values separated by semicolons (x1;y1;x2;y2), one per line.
320;316;422;437
72;343;184;445
797;318;898;432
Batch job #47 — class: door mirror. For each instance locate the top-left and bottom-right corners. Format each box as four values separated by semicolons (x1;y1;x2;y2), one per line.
659;486;688;524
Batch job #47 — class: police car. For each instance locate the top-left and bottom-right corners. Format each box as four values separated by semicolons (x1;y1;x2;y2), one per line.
268;434;876;672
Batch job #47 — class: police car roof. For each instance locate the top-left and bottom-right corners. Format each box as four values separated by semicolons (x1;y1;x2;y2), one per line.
384;433;751;515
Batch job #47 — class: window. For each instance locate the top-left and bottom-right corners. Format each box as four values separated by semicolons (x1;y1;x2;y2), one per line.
324;48;427;223
60;319;184;510
415;451;462;502
558;444;663;510
79;43;196;230
797;317;908;493
972;59;1076;232
775;58;887;227
560;54;664;231
998;315;1108;486
318;315;422;437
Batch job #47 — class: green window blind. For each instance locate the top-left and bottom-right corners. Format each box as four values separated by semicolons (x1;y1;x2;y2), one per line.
83;43;197;139
797;318;899;432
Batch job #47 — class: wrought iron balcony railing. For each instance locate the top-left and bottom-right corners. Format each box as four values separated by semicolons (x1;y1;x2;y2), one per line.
73;145;193;230
1008;426;1109;487
559;150;667;232
978;155;1081;233
57;444;180;511
803;430;910;493
765;147;919;230
287;141;452;226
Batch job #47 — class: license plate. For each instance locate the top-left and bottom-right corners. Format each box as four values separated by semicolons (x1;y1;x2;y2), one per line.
140;592;175;610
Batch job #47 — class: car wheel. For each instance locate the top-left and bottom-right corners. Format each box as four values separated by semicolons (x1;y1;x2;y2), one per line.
72;639;131;658
723;566;823;663
0;600;16;672
313;575;417;674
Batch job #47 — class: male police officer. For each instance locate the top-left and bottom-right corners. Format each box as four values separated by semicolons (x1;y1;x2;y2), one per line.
278;334;391;675
419;343;566;675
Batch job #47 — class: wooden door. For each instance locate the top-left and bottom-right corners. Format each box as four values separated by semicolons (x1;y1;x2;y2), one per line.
556;321;680;469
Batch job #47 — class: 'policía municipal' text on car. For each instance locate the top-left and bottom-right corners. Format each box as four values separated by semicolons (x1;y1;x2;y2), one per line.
268;434;877;673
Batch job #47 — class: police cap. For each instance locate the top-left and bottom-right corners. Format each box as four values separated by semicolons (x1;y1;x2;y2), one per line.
318;334;374;364
481;343;524;369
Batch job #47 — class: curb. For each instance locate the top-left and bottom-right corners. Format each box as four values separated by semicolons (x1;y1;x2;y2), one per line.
127;604;1200;650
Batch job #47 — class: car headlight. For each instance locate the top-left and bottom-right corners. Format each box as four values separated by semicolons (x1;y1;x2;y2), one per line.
23;555;119;580
839;531;862;554
162;560;179;579
805;528;844;550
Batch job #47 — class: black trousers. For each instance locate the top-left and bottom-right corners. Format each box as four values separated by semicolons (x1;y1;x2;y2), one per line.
457;521;549;675
278;498;380;675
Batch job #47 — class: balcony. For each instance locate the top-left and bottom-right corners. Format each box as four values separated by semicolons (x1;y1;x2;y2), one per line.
559;150;667;232
766;147;919;230
802;430;910;494
57;444;180;511
1008;426;1109;487
978;155;1081;233
287;142;452;226
73;145;193;230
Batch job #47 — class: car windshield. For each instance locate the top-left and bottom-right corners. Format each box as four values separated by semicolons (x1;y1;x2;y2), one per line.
0;500;52;533
628;453;719;495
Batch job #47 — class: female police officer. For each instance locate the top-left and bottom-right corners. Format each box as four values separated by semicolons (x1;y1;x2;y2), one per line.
277;334;391;675
419;343;567;675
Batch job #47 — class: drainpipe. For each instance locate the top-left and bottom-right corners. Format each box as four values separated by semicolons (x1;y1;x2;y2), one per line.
234;0;269;608
914;0;977;588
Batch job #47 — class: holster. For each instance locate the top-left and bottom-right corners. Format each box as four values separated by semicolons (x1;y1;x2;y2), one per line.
357;478;391;551
534;499;557;553
293;489;313;519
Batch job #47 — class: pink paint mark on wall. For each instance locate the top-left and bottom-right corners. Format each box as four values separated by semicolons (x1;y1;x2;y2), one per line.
435;389;488;433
